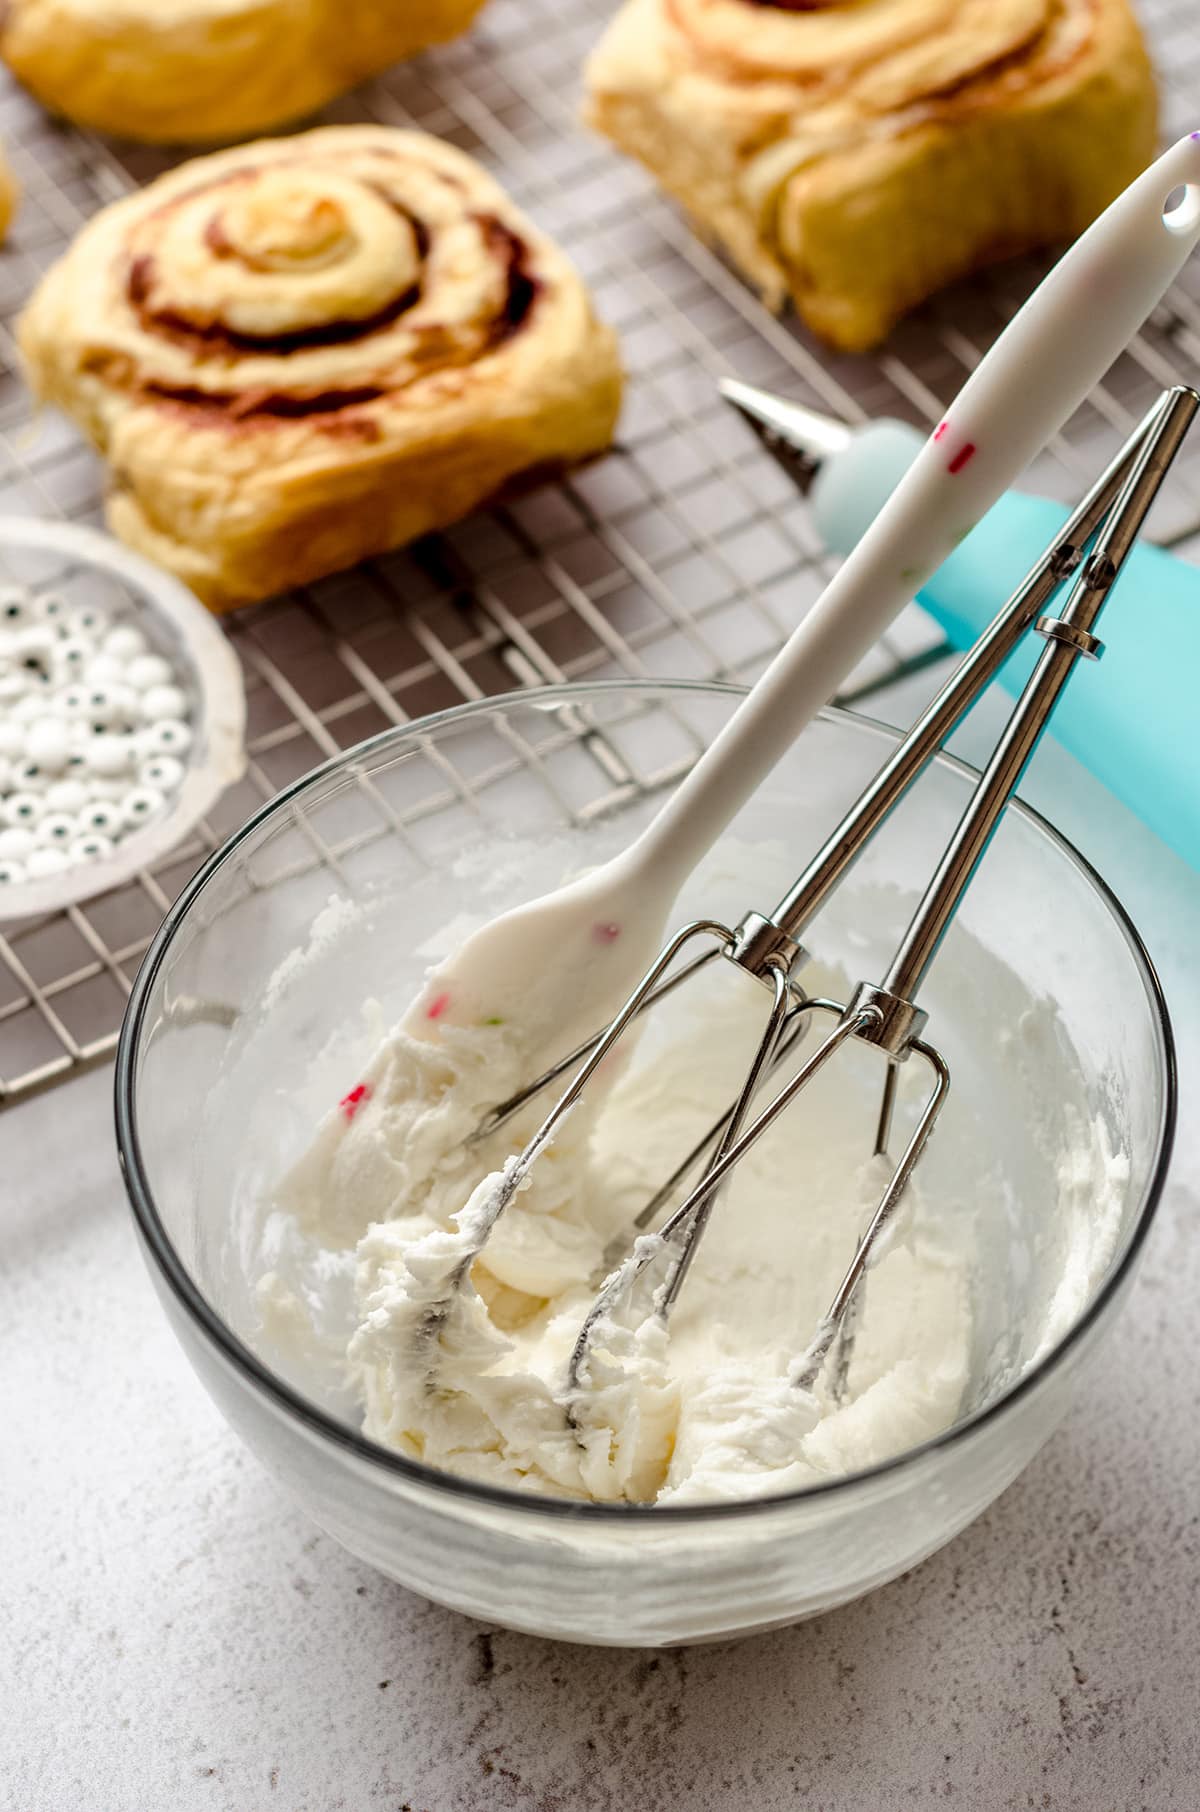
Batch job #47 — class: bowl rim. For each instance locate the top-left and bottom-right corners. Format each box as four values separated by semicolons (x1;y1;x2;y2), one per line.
114;678;1177;1523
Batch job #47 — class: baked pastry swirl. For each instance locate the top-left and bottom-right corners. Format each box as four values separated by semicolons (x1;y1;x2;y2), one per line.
0;0;488;143
586;0;1157;351
18;127;623;611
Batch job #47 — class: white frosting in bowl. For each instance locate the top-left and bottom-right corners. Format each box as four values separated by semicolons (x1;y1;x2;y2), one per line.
252;878;1128;1507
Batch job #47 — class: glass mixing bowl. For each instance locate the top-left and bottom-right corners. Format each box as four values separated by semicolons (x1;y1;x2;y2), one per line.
115;682;1174;1646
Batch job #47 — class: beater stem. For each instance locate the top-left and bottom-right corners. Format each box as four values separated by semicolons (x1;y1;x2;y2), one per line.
883;383;1198;1005
760;389;1180;949
566;1000;875;1393
648;1006;875;1254
873;1058;900;1158
422;919;734;1353
793;1040;951;1393
833;1045;907;1395
827;1296;860;1403
615;998;815;1254
660;961;794;1312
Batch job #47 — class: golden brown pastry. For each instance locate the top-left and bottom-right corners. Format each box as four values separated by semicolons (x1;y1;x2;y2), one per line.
18;126;622;611
0;150;17;241
586;0;1157;352
0;0;488;144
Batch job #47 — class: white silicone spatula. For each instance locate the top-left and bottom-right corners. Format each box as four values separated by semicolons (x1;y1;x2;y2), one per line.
411;136;1200;1054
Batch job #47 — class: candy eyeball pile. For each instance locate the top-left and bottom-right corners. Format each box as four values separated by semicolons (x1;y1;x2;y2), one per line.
0;583;192;887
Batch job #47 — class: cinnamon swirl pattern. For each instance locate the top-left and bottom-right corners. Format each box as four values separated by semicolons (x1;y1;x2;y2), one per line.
18;128;623;611
586;0;1157;351
0;0;488;144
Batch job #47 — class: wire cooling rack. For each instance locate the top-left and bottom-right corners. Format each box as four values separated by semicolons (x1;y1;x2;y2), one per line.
0;0;1198;1105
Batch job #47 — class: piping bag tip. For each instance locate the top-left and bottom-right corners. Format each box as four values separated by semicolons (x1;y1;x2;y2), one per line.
718;377;852;492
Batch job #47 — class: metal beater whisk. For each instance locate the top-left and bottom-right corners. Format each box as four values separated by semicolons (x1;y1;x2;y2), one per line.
436;383;1196;1406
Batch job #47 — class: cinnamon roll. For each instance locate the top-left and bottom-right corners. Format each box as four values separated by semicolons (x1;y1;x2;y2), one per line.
0;0;488;144
18;127;623;612
586;0;1157;351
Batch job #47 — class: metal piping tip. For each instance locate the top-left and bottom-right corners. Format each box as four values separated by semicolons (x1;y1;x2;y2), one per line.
718;377;854;493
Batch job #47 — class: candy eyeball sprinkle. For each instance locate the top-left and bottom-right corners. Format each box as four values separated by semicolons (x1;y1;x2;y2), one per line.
26;846;70;878
87;778;127;803
16;622;54;649
54;638;91;673
14;628;56;677
0;825;36;858
85;687;123;725
126;653;173;692
46;779;88;813
85;653;125;688
142;719;192;755
0;583;192;887
139;754;184;791
68;834;113;863
121;786;164;828
108;683;140;721
36;813;77;846
25;720;70;771
101;625;147;661
79;802;121;836
85;736;133;777
6;788;43;821
140;684;187;723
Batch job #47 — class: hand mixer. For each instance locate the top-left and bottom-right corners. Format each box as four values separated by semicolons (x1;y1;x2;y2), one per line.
410;138;1200;1389
561;380;1195;1405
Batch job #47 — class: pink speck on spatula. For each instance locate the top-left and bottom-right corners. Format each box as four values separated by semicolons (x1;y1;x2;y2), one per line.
340;1083;371;1121
593;922;621;944
426;991;451;1021
933;421;949;442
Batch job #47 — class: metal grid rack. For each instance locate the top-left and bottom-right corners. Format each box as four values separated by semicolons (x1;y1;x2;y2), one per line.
0;0;1198;1105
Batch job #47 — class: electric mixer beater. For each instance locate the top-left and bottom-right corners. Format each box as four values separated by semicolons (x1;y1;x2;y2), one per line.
426;383;1194;1419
